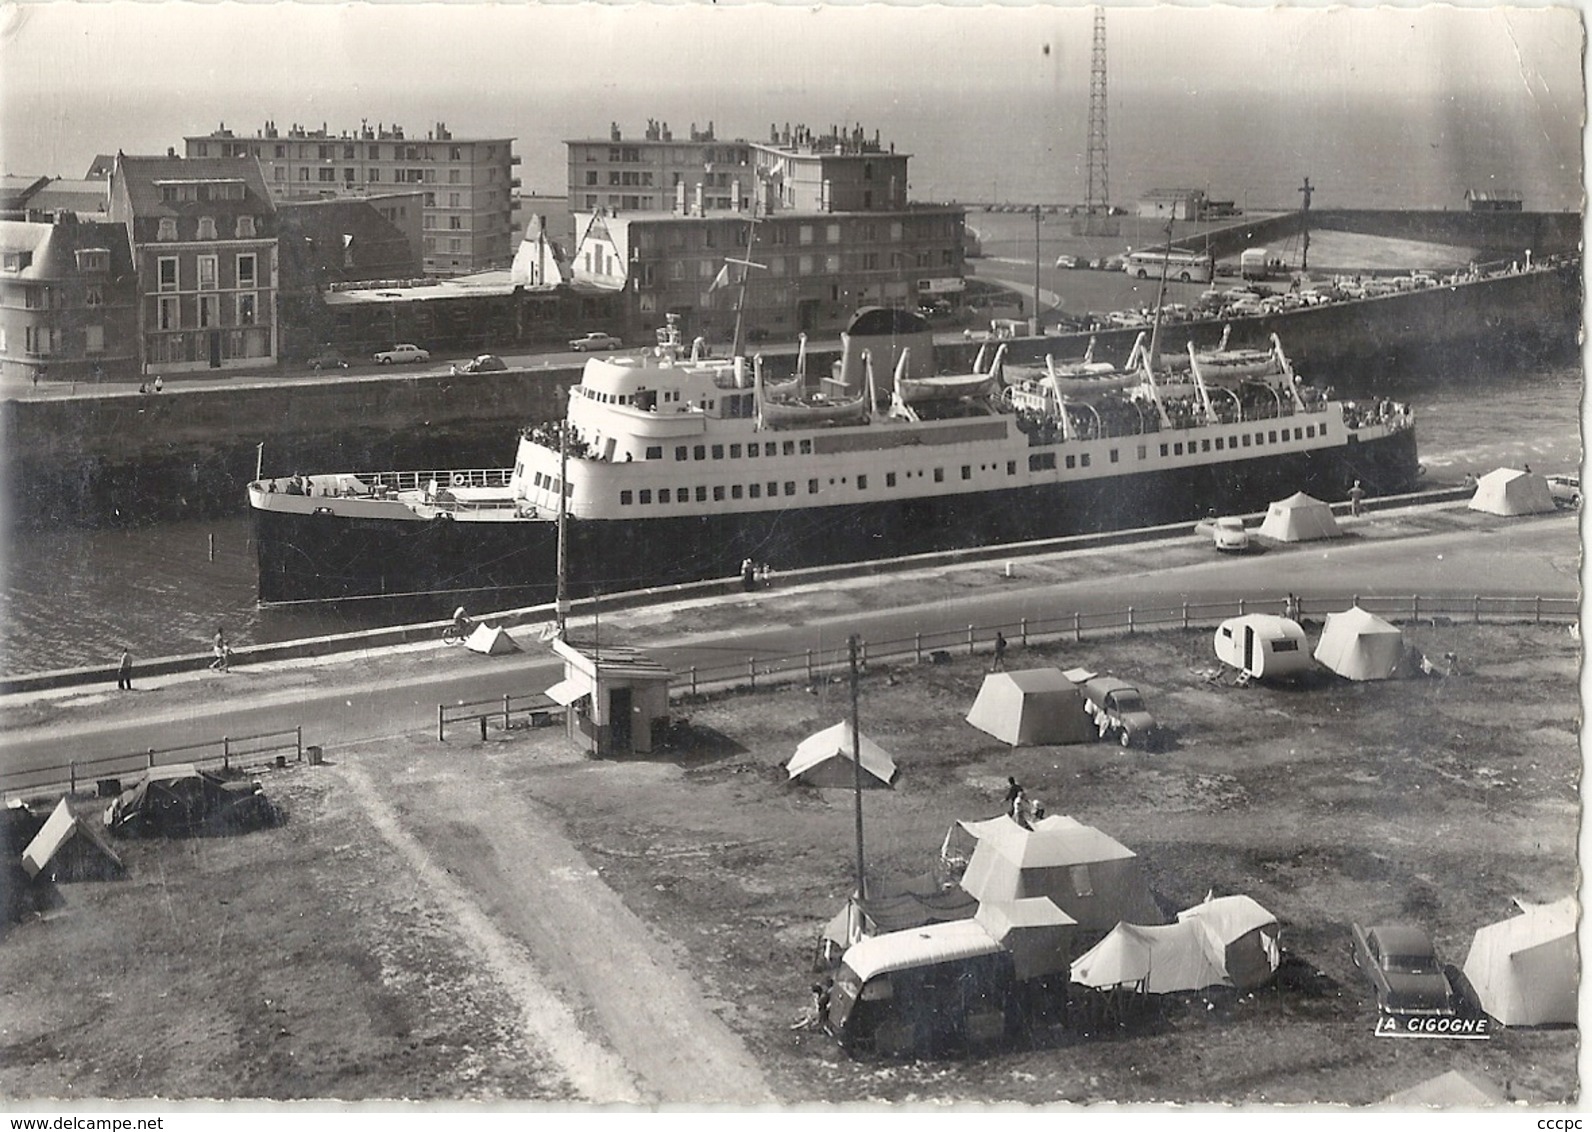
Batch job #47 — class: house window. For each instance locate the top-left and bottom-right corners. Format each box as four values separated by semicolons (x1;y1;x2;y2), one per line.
157;218;178;241
158;257;179;292
236;215;256;237
237;293;256;325
197;255;218;290
237;254;257;288
318;168;336;182
85;325;104;353
826;223;841;243
84;286;103;308
158;296;179;330
198;294;219;328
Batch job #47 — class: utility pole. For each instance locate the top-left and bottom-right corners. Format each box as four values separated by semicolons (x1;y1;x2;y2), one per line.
1033;204;1042;335
848;635;866;901
1299;176;1313;273
554;418;569;638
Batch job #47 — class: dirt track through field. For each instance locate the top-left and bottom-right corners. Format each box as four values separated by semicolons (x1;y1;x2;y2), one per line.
340;760;777;1105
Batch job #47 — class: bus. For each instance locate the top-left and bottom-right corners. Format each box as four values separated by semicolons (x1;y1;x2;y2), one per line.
1123;248;1213;284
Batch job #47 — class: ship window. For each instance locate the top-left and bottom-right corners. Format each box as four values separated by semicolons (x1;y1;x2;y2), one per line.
659;489;671;503
749;483;761;498
730;444;742;458
784;482;795;496
857;475;867;490
620;490;634;505
1295;427;1304;440
693;445;706;460
640;489;652;504
712;445;724;459
1066;455;1077;469
933;468;944;483
696;486;707;502
1202;440;1211;453
1241;435;1250;447
1029;453;1055;471
646;446;662;460
886;472;897;487
1081;453;1091;467
1007;460;1017;475
731;484;742;499
800;440;813;455
1215;438;1224;450
1306;425;1315;438
747;442;760;457
1160;443;1169;457
515;463;524;478
770;481;780;496
713;486;725;501
808;479;819;494
1268;431;1278;443
1174;443;1184;456
783;441;795;456
1109;449;1119;463
961;465;971;480
675;446;688;461
1138;445;1147;460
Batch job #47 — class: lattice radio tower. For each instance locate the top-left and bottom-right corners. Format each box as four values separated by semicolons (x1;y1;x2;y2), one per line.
1085;7;1109;216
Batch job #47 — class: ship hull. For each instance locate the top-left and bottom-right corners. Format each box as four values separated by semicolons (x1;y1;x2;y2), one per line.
253;427;1418;605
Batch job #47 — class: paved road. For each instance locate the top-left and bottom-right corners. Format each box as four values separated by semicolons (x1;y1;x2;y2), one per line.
1;510;1574;789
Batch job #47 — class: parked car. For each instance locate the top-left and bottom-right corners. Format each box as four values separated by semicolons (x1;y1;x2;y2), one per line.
456;354;508;374
1351;923;1457;1015
104;765;278;838
1072;673;1160;749
1194;515;1251;552
569;332;623;352
1546;474;1581;507
373;343;431;365
1054;254;1081;269
307;349;349;371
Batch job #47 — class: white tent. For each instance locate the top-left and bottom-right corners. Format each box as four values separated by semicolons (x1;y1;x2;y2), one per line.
1461;896;1578;1026
1258;491;1342;542
974;897;1077;980
1385;1069;1507;1107
1070;919;1227;993
1213;615;1313;680
1313;605;1406;681
965;668;1095;746
1177;893;1282;989
1468;468;1556;517
464;623;520;655
21;798;125;882
786;721;897;788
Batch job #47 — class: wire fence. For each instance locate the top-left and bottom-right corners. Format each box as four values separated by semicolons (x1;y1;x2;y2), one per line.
2;727;304;801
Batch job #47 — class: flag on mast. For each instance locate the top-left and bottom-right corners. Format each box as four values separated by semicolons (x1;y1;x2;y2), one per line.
709;262;735;292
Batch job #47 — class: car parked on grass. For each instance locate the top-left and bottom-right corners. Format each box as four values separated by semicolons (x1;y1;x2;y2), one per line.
1194;515;1252;552
1546;474;1580;508
569;332;623;352
307;349;349;371
1069;672;1160;749
104;765;279;838
456;353;508;374
1351;922;1457;1016
373;343;431;365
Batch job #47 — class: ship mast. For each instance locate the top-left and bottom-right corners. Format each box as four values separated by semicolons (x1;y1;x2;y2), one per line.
1298;176;1313;273
1146;215;1176;370
554;416;569;638
728;207;766;359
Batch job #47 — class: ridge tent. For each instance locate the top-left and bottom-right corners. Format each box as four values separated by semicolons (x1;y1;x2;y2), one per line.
1213;614;1312;680
1461;896;1578;1026
1313;605;1407;681
1258;491;1342;542
957;814;1162;933
21;799;125;882
965;668;1095;746
1468;468;1556;517
819;873;978;962
1385;1069;1507;1107
786;721;897;788
1176;893;1282;989
464;623;521;654
974;896;1077;980
1069;919;1227;993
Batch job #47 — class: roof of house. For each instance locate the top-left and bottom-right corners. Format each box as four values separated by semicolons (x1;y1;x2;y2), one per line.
113;154;274;217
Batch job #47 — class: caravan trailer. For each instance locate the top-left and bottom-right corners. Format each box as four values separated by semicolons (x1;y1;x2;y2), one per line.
1214;614;1313;680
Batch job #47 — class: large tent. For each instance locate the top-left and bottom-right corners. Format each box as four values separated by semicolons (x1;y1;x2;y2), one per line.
786;722;897;788
1313;605;1407;681
1213;614;1313;681
1176;894;1282;990
957;815;1161;932
21;799;125;882
1070;919;1226;993
965;668;1095;746
1461;896;1578;1026
974;897;1077;980
1468;468;1556;517
464;623;521;654
1258;491;1342;542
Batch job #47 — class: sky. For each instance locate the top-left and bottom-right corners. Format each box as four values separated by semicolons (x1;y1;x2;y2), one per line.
0;1;1583;190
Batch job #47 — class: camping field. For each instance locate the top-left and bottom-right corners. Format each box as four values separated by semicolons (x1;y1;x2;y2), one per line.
0;619;1579;1105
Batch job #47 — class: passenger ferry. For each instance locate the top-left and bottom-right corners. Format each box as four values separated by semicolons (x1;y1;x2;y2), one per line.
247;308;1419;605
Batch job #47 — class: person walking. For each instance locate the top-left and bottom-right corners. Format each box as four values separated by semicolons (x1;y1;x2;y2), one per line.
992;631;1008;671
116;647;133;691
1348;480;1365;518
210;626;230;672
153;375;163;393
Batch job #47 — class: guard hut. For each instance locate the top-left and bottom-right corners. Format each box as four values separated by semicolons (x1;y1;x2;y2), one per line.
547;637;673;757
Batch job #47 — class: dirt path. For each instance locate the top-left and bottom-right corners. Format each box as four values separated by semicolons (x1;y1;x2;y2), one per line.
340;756;777;1105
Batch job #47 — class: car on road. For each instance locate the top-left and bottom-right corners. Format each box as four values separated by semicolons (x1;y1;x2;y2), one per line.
307;349;349;372
1194;515;1251;552
1070;672;1160;749
569;332;623;352
1350;922;1457;1015
373;343;431;365
1546;474;1580;508
1054;254;1081;269
456;353;508;374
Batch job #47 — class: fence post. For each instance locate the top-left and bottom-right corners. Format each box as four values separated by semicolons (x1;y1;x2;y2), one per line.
1182;601;1189;630
1074;611;1082;642
148;748;156;768
437;704;445;742
1127;606;1134;635
1353;594;1360;611
1535;595;1542;624
479;716;488;742
223;735;230;770
296;726;303;762
967;625;975;655
1238;598;1246;616
69;760;76;795
1411;594;1419;623
806;648;814;684
504;694;512;731
914;633;922;663
1020;617;1028;647
748;657;757;691
860;640;868;668
690;666;698;698
1474;595;1481;624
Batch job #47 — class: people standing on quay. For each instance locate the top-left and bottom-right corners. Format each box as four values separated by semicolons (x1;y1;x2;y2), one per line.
153;375;163;393
1348;480;1365;518
211;626;230;672
117;648;133;691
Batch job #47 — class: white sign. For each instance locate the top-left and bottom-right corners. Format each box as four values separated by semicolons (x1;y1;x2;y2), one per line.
917;277;966;294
